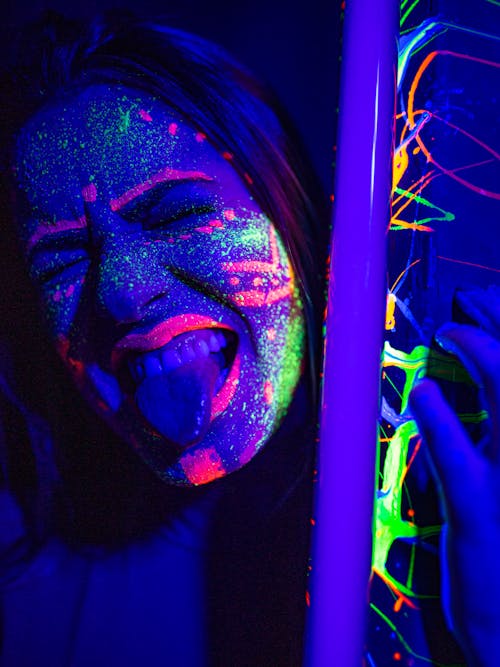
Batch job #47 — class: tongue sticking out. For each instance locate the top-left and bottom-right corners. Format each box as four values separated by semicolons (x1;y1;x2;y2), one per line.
135;356;220;448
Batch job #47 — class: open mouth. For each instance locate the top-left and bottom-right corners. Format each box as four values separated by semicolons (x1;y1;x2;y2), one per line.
118;327;239;448
127;328;237;395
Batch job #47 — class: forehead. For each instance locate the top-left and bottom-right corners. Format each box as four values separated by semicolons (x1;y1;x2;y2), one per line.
15;84;234;216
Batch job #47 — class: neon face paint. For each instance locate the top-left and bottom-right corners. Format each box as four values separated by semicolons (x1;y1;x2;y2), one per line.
14;85;305;485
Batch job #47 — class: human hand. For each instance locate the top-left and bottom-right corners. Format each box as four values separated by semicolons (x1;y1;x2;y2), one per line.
409;287;500;667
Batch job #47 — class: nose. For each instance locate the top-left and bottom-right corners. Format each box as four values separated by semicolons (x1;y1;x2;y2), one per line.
95;235;172;324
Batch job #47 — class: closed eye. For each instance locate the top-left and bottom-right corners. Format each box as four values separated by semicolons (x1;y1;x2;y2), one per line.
125;180;219;230
31;250;89;284
144;203;218;229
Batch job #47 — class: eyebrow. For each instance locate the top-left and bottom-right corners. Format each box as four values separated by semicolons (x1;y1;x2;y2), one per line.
27;215;87;254
109;167;213;212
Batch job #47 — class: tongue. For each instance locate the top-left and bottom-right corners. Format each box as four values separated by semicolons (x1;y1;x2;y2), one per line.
135;356;220;448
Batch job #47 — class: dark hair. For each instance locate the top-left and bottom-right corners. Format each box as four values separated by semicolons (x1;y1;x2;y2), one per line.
0;12;326;545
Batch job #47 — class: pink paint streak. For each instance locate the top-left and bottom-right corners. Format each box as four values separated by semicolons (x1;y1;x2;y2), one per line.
139;109;153;122
211;353;240;419
109;168;213;212
264;380;274;405
231;283;293;308
81;183;97;202
28;215;87;253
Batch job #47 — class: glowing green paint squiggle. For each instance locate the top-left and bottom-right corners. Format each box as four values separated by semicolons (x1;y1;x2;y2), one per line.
373;343;486;608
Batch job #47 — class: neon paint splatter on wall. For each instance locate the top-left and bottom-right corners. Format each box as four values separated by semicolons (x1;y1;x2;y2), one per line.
366;1;500;664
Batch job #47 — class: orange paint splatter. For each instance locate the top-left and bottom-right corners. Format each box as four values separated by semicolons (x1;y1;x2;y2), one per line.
195;132;206;142
385;292;396;330
266;328;276;341
168;122;178;136
229;276;240;285
222;151;233;160
223;208;236;221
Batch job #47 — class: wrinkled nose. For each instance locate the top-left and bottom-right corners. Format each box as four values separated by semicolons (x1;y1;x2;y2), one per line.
95;237;171;323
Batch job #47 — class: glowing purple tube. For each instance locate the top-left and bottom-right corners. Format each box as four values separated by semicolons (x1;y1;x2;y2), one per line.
304;2;400;665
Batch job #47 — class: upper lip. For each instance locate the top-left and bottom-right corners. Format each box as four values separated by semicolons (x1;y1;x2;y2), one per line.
111;313;235;371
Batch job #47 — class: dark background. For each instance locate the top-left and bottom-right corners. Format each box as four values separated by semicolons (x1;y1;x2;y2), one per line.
1;0;342;195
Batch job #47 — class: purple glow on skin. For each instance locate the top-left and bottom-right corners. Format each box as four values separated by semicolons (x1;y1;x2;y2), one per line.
14;84;305;486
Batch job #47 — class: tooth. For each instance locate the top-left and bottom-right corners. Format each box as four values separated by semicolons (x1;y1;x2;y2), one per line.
181;343;196;363
195;339;210;357
216;332;227;349
208;333;219;352
144;355;163;377
161;348;182;370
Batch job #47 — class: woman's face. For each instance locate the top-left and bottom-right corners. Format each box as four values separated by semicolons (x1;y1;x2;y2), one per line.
14;84;305;485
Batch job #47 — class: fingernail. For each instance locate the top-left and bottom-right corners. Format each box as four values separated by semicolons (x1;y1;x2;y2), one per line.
434;323;459;355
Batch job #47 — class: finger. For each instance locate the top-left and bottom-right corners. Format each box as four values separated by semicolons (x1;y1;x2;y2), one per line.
435;323;500;460
409;379;482;525
455;286;500;336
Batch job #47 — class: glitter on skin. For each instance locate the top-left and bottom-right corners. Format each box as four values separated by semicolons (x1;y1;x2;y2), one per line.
15;84;305;486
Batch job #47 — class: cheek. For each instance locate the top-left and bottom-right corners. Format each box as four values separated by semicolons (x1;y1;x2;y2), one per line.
164;212;305;408
164;211;295;317
38;277;86;337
